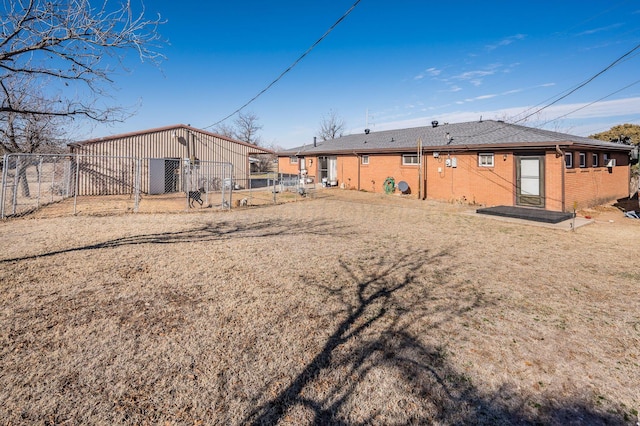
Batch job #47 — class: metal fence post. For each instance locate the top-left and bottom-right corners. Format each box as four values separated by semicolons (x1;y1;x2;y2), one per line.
1;154;8;219
73;154;80;215
64;156;71;197
184;159;190;211
272;172;277;204
229;163;234;210
36;156;43;209
134;158;141;213
12;155;20;215
50;158;57;203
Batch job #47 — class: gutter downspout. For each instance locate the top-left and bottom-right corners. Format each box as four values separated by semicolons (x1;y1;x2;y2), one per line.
354;151;361;191
184;129;191;161
423;150;427;200
556;144;566;212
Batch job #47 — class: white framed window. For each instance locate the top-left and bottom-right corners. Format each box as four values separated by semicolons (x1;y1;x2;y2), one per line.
603;153;610;165
565;152;573;168
361;155;369;165
478;153;494;167
579;152;586;168
592;153;598;167
289;156;298;164
402;154;419;165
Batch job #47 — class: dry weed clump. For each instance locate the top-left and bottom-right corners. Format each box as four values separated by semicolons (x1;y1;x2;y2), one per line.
1;190;639;425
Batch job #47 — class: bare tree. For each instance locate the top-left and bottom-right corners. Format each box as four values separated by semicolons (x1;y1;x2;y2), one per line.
213;112;263;145
0;0;165;152
0;75;67;155
252;141;282;173
0;75;69;196
233;111;262;145
212;122;237;140
318;109;345;141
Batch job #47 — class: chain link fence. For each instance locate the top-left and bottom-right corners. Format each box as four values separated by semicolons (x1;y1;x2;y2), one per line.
230;172;317;207
1;153;234;218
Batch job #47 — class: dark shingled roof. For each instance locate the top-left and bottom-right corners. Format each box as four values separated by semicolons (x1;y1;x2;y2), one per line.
279;120;631;155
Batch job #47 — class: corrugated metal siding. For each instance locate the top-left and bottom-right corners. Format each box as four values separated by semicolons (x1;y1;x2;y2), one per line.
70;126;268;195
73;155;139;196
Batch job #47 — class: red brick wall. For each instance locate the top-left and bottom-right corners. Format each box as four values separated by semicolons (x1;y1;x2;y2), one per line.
545;153;565;211
278;155;300;175
425;152;516;205
564;151;630;210
279;153;421;193
340;153;420;193
279;150;630;210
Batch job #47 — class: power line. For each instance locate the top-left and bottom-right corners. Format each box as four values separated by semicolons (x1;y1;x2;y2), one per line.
203;0;362;130
464;80;640;145
511;47;640;124
511;40;640;125
540;78;640;127
451;41;640;143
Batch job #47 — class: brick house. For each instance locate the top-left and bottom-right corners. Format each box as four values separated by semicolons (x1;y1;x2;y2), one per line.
278;120;633;212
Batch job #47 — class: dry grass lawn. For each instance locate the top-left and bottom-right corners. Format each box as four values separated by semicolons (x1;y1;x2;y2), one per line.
1;190;639;425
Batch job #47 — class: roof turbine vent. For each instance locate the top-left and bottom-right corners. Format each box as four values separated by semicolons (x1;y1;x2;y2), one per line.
431;120;439;128
364;128;370;134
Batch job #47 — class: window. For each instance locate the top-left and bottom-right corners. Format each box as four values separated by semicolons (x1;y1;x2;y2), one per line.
565;152;573;168
603;153;610;166
592;153;598;168
402;154;419;165
478;153;494;167
289;156;298;164
579;152;586;168
361;155;369;165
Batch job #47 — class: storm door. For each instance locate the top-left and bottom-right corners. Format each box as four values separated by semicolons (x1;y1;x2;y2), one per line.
318;156;337;184
516;155;545;207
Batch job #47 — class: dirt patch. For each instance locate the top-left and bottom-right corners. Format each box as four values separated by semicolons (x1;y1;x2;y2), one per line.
1;191;639;424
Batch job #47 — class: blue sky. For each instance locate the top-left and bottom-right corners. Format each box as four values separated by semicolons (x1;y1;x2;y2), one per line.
85;0;640;148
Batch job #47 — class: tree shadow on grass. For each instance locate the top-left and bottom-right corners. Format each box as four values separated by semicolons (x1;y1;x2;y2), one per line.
244;247;632;425
0;219;347;264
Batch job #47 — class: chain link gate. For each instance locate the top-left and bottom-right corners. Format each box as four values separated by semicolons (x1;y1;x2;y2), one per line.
1;154;75;218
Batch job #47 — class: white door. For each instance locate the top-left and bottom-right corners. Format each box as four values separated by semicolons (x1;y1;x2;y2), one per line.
149;159;165;195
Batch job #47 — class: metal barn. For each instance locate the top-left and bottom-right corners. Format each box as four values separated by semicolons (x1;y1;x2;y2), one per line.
68;124;273;196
